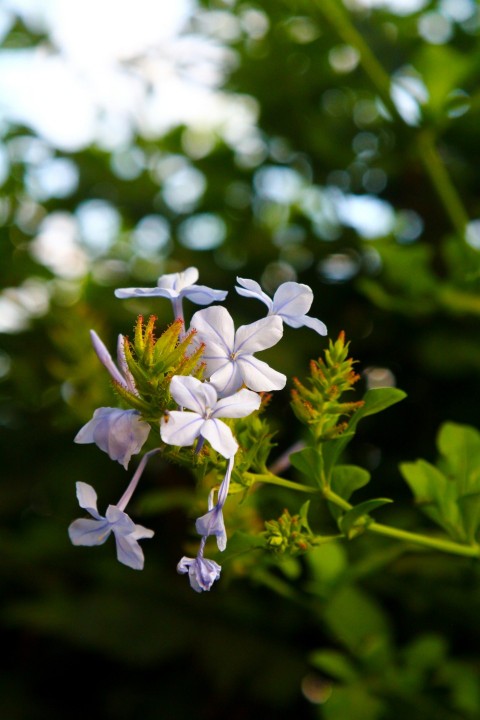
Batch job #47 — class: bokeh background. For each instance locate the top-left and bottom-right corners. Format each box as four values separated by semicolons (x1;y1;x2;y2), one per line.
2;0;480;718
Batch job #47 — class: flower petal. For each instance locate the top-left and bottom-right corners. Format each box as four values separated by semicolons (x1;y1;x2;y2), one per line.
160;411;203;447
191;306;235;354
162;266;199;292
201;418;238;458
212;388;261;419
237;355;286;392
183;285;228;305
68;517;111;546
209;361;244;397
177;555;221;592
76;408;150;469
290;313;328;335
169;375;217;414
235;277;273;310
75;481;102;519
195;507;227;551
113;533;147;570
90;330;127;388
114;286;180;299
234;315;283;355
271;282;313;317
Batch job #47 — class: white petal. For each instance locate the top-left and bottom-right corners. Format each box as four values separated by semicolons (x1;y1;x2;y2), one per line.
182;285;228;305
169;375;217;414
131;524;155;540
213;388;262;418
90;330;127;388
201;418;238;458
234;315;283;355
75;481;101;519
209;361;244;397
113;533;146;570
283;313;328;335
272;282;313;317
160;411;203;447
169;267;199;292
68;517;111;546
238;355;286;392
190;306;235;354
85;409;150;469
235;277;272;310
114;286;177;299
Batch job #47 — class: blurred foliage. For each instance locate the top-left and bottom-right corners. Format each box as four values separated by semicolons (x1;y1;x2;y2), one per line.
2;0;480;718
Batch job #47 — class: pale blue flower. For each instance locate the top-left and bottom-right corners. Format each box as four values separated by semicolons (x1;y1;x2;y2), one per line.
75;407;150;469
195;457;234;551
161;376;261;458
114;267;227;323
68;481;154;570
90;329;137;395
190;305;286;396
236;278;327;335
177;545;221;592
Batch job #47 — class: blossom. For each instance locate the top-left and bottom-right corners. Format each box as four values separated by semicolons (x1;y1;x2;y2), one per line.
195;457;234;551
177;552;221;593
68;481;154;570
161;375;261;458
190;305;286;396
114;267;227;322
90;329;137;395
235;278;327;335
75;407;150;469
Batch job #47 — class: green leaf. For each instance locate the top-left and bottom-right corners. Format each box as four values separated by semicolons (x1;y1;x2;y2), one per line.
322;683;385;720
339;498;393;538
310;649;359;682
400;459;465;541
290;446;323;486
331;465;371;501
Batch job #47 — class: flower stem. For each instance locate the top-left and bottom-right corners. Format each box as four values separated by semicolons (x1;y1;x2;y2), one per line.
246;472;319;494
323;488;480;559
117;448;161;511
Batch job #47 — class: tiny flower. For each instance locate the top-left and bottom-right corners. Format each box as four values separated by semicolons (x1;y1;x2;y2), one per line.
236;278;327;335
161;376;261;458
177;537;222;593
195;457;234;551
68;481;154;570
90;330;137;395
190;305;286;396
75;407;150;469
114;267;227;323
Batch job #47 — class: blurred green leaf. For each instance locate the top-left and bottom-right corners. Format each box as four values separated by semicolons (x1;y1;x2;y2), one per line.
339;498;393;538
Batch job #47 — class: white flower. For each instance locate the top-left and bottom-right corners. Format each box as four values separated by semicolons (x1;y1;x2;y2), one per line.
161;375;261;458
75;407;150;469
68;482;154;570
115;267;227;307
190;305;286;396
236;278;327;335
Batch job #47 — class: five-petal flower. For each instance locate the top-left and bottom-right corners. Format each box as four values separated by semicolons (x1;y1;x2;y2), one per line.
161;375;261;458
114;267;227;322
68;481;154;570
236;278;327;335
190;305;286;396
75;407;150;469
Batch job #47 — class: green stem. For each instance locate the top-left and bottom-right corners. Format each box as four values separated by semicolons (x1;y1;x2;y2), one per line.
316;0;469;237
246;472;319;494
324;488;480;559
417;129;469;238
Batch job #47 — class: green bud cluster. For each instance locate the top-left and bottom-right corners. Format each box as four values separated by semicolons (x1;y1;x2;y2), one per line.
265;506;314;555
290;331;363;441
114;316;205;423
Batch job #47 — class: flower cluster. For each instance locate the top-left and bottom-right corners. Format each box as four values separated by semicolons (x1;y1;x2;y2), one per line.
70;267;327;591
